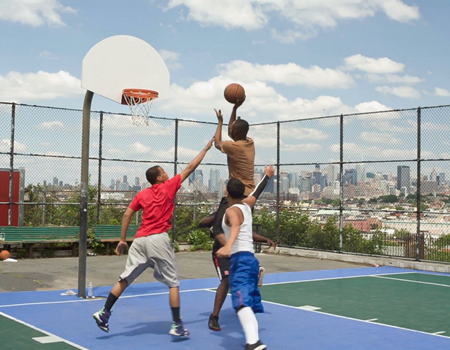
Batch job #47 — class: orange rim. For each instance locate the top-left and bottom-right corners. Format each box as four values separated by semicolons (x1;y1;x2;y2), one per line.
122;89;159;104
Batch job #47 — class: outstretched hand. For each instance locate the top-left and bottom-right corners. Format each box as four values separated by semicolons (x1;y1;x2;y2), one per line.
264;165;275;178
234;97;245;108
205;136;215;150
214;109;223;122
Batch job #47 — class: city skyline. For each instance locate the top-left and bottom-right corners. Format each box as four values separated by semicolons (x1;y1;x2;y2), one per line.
41;163;449;201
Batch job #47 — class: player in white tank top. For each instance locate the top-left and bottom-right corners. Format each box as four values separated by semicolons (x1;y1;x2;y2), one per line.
221;202;254;255
216;166;274;350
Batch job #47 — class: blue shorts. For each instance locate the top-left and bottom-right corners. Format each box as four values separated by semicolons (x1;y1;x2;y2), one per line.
229;251;264;314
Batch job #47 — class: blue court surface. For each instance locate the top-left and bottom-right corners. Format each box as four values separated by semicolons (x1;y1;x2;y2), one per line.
1;266;450;349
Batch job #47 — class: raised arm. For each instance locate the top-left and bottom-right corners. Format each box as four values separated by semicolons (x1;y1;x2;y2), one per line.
228;99;244;138
180;137;214;183
243;165;275;208
214;109;224;150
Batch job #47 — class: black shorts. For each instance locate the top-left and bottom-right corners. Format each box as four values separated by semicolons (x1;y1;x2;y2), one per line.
212;252;230;281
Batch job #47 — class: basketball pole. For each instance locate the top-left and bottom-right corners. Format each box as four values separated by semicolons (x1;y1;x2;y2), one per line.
78;90;94;298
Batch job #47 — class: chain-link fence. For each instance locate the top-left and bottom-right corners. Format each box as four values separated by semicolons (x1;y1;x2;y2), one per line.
2;102;450;263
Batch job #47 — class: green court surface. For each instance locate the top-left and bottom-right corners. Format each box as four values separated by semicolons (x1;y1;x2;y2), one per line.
0;313;79;350
261;273;450;336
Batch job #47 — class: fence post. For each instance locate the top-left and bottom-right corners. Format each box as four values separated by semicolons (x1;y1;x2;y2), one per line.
42;181;47;226
339;114;344;251
416;107;421;261
172;119;179;242
276;121;281;243
97;112;104;224
8;103;16;226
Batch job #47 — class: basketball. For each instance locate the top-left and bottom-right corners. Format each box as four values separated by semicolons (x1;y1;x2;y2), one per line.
224;83;246;104
0;250;10;261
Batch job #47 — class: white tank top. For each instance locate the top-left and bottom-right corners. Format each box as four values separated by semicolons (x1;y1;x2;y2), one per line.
221;202;254;255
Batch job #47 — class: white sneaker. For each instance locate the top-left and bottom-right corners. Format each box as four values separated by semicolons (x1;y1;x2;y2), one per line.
258;266;265;287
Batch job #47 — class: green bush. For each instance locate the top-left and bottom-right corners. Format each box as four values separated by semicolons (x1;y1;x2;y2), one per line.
188;229;213;251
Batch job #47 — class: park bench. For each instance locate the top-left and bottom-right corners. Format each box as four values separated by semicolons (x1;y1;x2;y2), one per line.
92;225;139;254
0;226;79;257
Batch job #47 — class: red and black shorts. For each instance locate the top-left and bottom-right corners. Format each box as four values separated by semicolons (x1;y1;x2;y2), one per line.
212;252;230;281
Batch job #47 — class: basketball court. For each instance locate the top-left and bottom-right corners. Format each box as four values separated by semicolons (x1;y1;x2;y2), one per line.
1;266;450;349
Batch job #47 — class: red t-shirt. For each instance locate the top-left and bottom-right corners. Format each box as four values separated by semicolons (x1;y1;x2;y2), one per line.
130;174;181;238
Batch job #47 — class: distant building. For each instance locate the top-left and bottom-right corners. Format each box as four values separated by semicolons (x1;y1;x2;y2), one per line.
397;166;410;193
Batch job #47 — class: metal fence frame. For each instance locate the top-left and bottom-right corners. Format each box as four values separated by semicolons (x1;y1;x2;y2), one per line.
2;102;450;263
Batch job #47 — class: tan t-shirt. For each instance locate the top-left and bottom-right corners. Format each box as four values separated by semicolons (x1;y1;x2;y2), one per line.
221;139;255;195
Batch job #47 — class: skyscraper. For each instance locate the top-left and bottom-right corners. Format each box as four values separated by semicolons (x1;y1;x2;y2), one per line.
323;165;335;185
343;169;357;185
209;168;220;192
356;163;366;183
397;166;410;193
280;171;289;192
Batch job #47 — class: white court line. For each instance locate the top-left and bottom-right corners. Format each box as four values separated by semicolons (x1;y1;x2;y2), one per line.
433;331;446;335
365;318;378;322
260;299;450;340
0;310;89;350
262;271;416;287
371;275;450;288
0;272;416;308
0;287;213;308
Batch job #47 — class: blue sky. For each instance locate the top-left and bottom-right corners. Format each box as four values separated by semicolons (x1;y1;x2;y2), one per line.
1;0;450;186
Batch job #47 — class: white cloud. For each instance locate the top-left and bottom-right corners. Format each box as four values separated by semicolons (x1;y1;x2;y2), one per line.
158;49;183;70
0;70;84;102
376;85;421;98
218;60;355;89
435;87;450;97
165;0;420;40
360;131;402;144
354;101;391;113
0;0;76;27
0;139;26;152
344;54;404;74
366;74;423;84
37;121;64;130
378;0;420;23
129;142;151;154
92;114;174;137
166;0;268;30
157;73;389;123
270;29;317;43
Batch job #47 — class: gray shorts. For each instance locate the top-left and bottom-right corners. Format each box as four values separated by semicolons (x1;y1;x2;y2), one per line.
119;232;180;288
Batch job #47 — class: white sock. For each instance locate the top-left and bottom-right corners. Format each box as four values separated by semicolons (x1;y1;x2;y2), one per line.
237;307;259;344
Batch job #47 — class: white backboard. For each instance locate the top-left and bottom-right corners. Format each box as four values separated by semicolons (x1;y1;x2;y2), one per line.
82;35;170;104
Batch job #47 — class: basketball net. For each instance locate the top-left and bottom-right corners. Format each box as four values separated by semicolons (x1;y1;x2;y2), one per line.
122;89;159;126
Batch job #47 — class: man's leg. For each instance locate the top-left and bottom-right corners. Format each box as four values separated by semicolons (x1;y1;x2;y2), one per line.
169;286;180;322
150;233;189;337
212;278;229;317
230;253;266;350
93;239;148;333
209;254;230;331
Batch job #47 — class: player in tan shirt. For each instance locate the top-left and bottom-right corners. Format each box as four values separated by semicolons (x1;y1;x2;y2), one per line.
200;101;275;333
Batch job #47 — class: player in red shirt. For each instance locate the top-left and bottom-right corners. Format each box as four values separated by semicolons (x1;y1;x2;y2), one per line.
93;137;214;338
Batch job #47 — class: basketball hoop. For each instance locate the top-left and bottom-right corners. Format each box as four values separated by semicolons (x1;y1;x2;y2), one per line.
122;89;159;126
